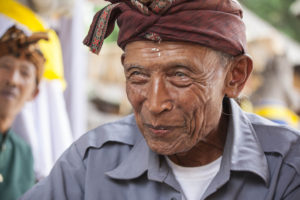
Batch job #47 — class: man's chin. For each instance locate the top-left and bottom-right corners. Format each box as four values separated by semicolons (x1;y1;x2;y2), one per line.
147;142;183;156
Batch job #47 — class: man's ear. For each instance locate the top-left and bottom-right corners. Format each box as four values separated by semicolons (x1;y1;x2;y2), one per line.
224;54;253;98
121;53;125;66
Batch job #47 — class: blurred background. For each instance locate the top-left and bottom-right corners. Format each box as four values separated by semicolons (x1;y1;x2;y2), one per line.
1;0;300;179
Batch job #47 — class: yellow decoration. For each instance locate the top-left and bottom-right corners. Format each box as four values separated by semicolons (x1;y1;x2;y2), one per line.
39;30;65;81
254;105;300;128
239;98;254;113
0;0;66;88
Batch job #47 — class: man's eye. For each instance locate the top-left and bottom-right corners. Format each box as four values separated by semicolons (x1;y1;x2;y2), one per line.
127;71;148;84
175;72;186;77
168;71;192;87
0;64;10;70
21;70;30;78
130;71;142;76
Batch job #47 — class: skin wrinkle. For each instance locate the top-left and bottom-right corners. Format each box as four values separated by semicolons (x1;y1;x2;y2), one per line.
124;40;226;159
123;40;252;167
176;94;202;147
192;106;204;144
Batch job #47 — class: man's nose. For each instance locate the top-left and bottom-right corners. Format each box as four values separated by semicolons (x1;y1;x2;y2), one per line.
6;70;20;86
146;77;173;114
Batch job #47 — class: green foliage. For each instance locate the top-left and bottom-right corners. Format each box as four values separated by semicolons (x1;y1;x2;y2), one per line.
241;0;300;42
93;5;119;43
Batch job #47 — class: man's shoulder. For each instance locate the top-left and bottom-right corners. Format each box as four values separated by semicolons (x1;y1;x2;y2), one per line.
73;114;142;159
245;112;300;145
246;112;300;173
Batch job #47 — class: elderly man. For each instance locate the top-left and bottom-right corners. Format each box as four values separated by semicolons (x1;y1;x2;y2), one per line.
0;26;48;199
22;0;300;200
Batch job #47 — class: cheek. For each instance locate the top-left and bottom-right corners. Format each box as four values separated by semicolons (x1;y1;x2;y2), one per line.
192;85;224;133
178;85;209;117
20;81;36;101
126;83;147;111
181;85;220;138
188;87;209;128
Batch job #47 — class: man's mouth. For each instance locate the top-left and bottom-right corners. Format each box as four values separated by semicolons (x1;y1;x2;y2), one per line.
144;124;178;136
0;89;17;99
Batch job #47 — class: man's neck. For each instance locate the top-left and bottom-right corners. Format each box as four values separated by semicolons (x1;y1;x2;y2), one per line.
168;112;229;167
0;115;14;134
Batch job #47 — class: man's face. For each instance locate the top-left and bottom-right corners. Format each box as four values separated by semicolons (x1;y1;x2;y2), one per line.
0;55;38;119
123;41;230;155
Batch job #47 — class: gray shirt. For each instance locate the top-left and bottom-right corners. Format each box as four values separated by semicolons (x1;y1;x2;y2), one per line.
21;98;300;200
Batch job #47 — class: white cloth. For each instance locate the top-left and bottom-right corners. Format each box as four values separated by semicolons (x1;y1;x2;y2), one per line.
59;0;87;140
166;156;222;200
0;14;31;36
12;81;73;180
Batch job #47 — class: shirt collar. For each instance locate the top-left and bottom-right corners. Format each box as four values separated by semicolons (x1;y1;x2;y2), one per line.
105;138;149;180
227;98;269;184
0;129;12;148
105;130;181;191
106;98;269;186
0;132;3;144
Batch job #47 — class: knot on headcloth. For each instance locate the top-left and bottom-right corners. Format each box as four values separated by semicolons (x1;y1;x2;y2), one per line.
83;0;246;56
129;0;176;15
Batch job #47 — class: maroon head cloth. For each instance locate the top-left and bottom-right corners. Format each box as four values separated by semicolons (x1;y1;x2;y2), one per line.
83;0;246;56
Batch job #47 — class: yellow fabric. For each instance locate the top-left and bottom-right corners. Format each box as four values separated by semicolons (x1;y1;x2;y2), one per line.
239;98;254;113
254;105;300;128
0;0;45;31
39;30;65;81
0;0;66;88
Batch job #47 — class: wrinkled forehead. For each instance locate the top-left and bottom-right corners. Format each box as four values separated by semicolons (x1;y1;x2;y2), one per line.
124;41;224;62
123;41;226;72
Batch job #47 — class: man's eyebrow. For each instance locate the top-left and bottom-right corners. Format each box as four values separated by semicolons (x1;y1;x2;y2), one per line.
0;60;11;66
168;63;199;73
124;64;145;72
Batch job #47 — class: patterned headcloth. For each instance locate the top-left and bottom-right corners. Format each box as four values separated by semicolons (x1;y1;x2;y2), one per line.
0;26;48;84
84;0;246;56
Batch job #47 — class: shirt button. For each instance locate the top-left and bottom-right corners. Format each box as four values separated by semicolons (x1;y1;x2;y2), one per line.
0;174;3;183
171;198;177;200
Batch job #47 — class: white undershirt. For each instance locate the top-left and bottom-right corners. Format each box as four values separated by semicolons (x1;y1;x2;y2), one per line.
166;156;222;200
